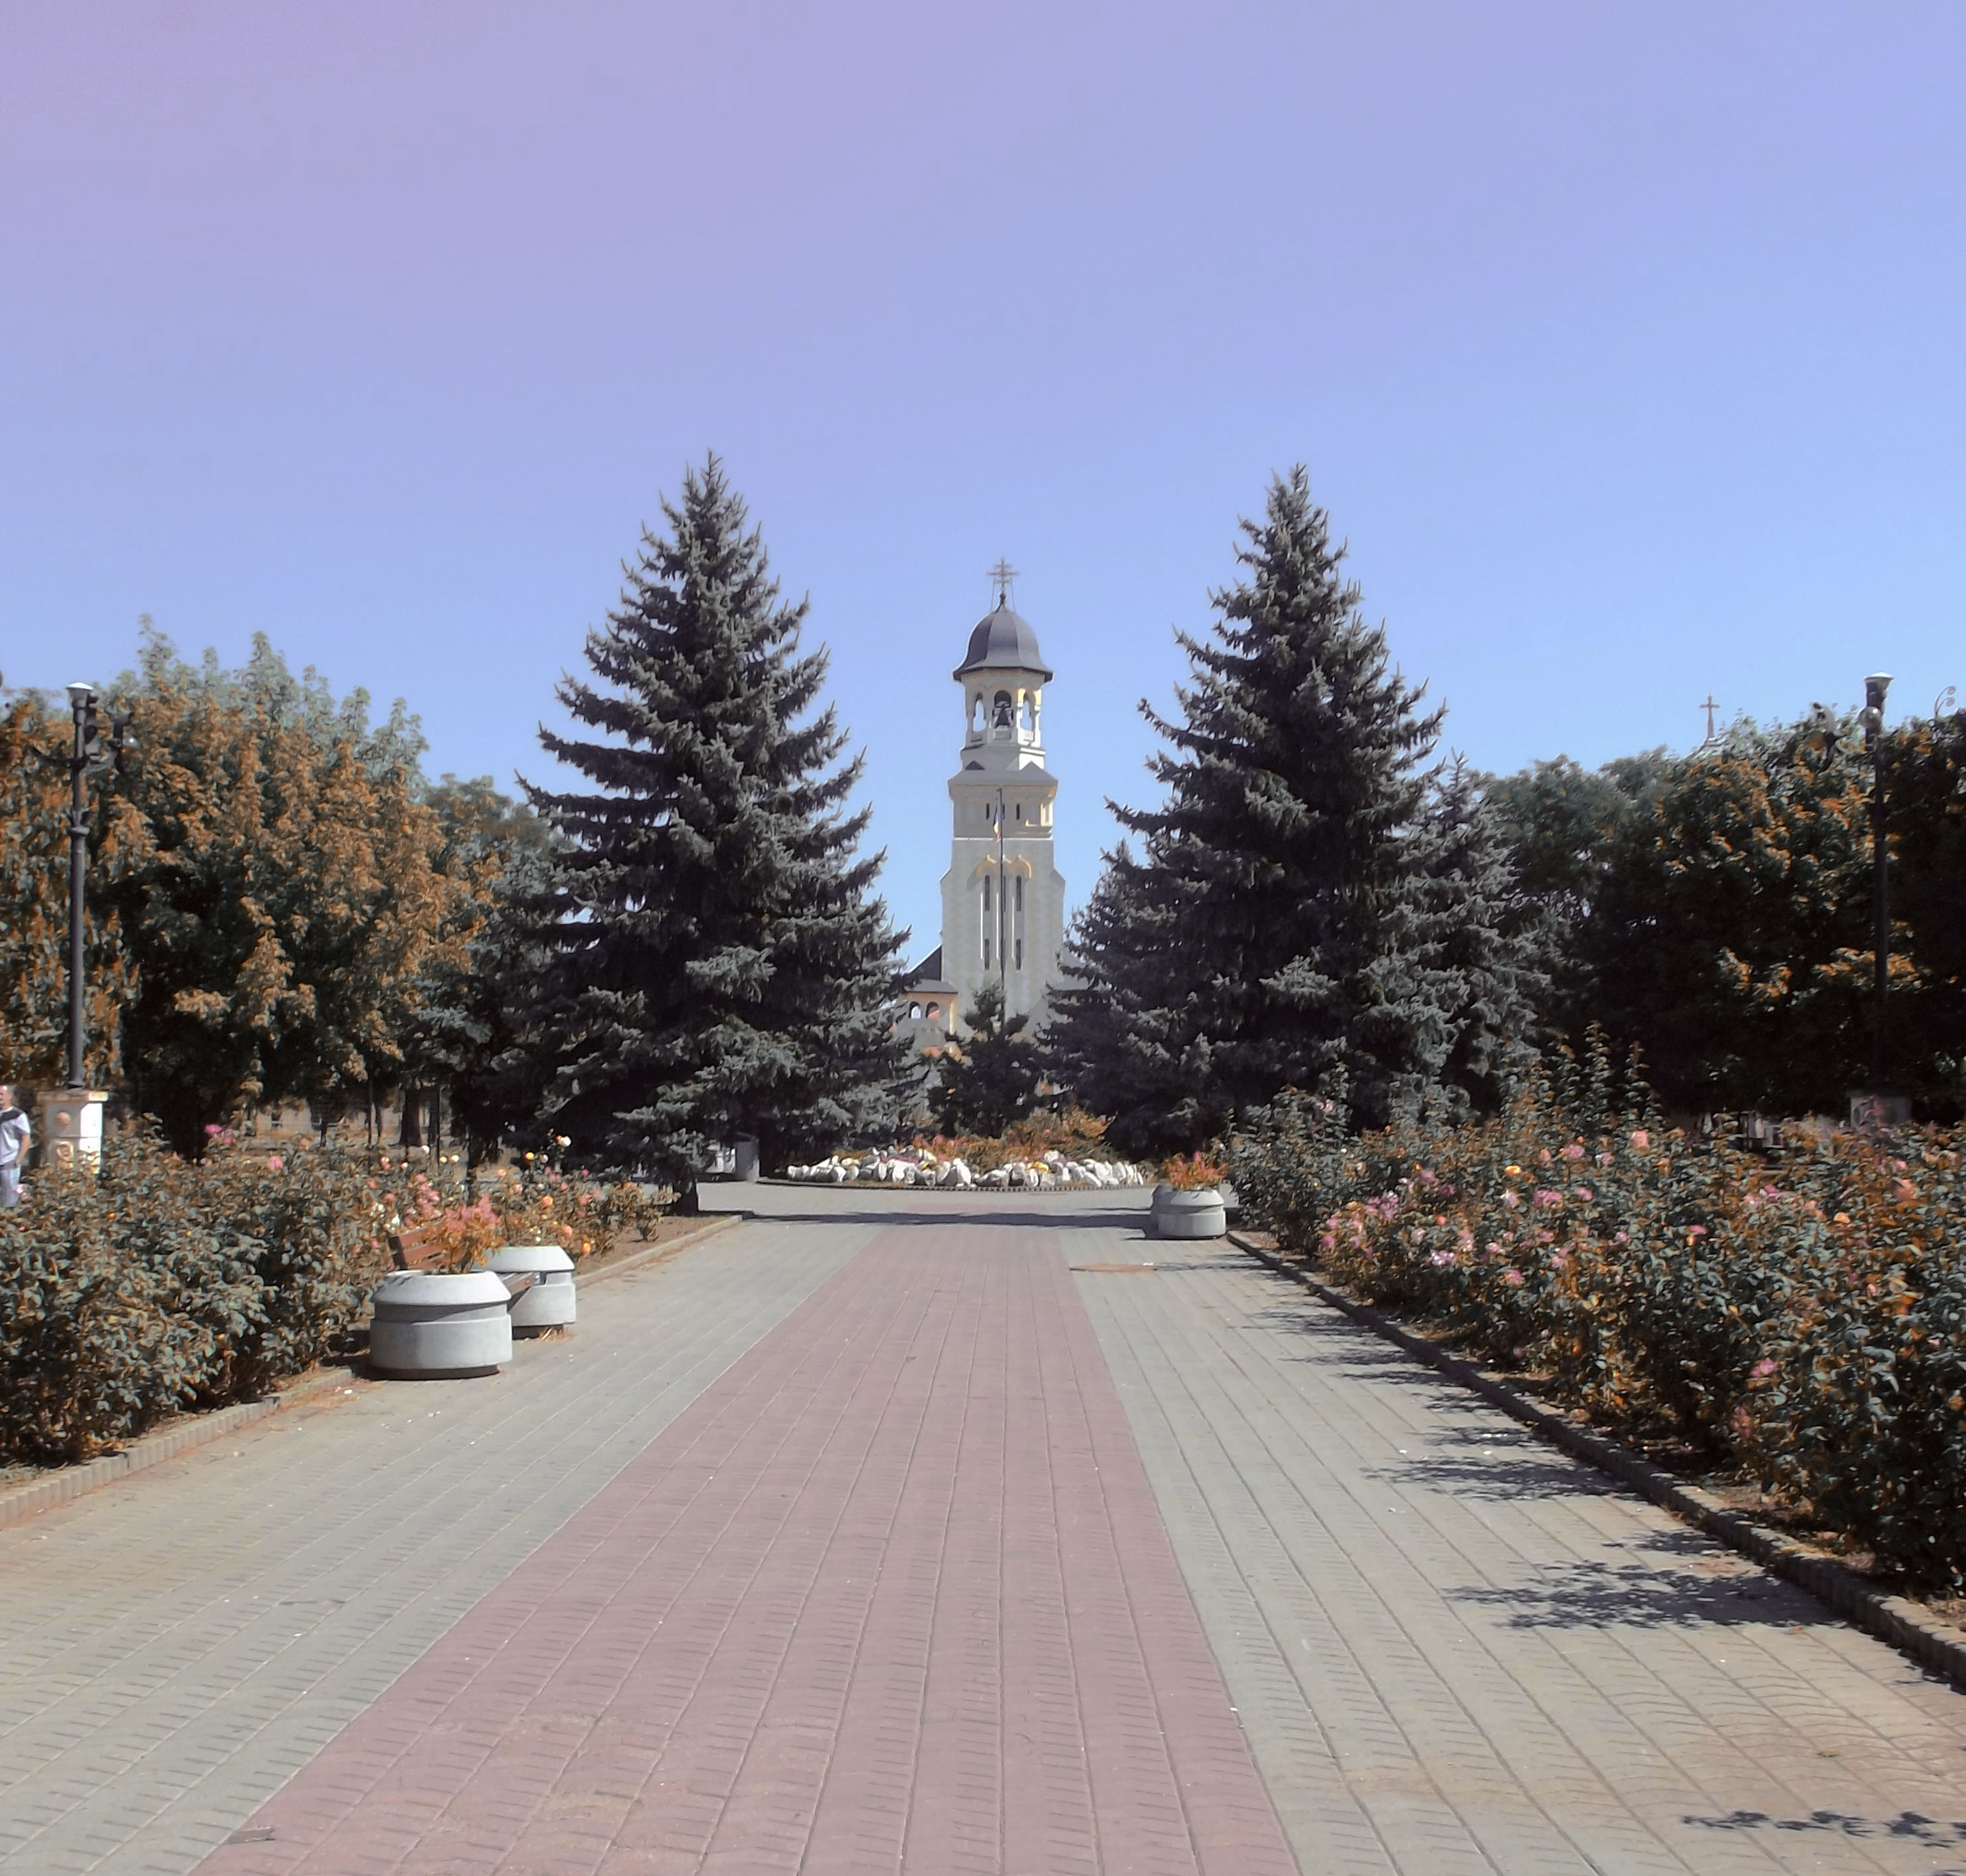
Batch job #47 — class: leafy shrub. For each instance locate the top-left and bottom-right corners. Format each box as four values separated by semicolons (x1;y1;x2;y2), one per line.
909;1107;1113;1173
1233;1058;1966;1588
0;1135;388;1462
0;1129;667;1465
370;1157;653;1268
1158;1150;1229;1190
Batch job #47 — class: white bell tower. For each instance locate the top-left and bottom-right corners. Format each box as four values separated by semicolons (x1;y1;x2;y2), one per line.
937;565;1068;1035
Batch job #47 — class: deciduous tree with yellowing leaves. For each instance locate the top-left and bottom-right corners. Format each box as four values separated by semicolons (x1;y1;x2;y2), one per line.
99;632;468;1153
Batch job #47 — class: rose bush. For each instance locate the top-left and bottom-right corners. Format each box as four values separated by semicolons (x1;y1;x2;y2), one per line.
0;1135;388;1462
1233;1062;1966;1588
0;1137;661;1463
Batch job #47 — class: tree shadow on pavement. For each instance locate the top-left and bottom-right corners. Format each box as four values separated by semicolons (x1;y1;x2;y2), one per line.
1681;1808;1966;1859
1449;1527;1829;1630
1364;1435;1615;1502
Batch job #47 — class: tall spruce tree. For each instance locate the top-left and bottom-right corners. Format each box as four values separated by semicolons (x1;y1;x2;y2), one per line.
1051;466;1457;1151
935;981;1043;1137
515;459;908;1194
1419;755;1542;1117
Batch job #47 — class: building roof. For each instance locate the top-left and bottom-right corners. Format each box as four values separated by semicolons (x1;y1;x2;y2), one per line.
954;598;1053;682
905;945;955;994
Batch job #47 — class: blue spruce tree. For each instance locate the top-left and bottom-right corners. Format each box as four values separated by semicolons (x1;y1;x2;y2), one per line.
514;458;908;1197
1053;467;1466;1151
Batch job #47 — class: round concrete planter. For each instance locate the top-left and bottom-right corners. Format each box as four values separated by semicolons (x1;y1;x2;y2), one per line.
1152;1186;1227;1240
486;1243;578;1335
369;1269;515;1378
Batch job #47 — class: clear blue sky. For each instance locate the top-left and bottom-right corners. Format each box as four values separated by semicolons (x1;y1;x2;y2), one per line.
6;1;1961;955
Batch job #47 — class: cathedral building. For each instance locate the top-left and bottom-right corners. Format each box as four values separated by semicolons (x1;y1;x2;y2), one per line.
899;575;1068;1050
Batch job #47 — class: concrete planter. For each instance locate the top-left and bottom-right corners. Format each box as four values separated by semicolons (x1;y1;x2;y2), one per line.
487;1243;578;1335
369;1269;515;1378
1150;1186;1227;1240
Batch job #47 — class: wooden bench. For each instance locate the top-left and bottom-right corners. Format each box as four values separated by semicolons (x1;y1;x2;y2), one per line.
388;1225;535;1299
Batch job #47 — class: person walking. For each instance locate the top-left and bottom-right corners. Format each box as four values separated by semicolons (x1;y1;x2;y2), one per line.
0;1086;31;1208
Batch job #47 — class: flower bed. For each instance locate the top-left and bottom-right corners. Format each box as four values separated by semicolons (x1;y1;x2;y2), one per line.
363;1156;653;1269
1231;1073;1966;1588
0;1137;660;1465
782;1109;1148;1188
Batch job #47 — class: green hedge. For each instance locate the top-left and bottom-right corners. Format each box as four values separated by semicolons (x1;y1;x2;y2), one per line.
1231;1068;1966;1588
0;1138;388;1463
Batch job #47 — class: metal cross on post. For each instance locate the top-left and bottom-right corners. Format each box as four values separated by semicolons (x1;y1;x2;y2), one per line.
1700;695;1720;743
987;559;1019;609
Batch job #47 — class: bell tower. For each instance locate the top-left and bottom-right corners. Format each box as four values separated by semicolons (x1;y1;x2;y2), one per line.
937;567;1068;1034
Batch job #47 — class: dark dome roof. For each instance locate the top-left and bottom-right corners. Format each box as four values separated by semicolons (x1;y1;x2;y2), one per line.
954;599;1053;682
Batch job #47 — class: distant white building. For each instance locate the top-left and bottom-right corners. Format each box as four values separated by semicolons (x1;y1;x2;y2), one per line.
899;581;1069;1050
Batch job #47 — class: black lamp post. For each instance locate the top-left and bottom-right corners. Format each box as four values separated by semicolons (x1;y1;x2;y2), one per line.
1860;672;1892;1100
58;682;133;1091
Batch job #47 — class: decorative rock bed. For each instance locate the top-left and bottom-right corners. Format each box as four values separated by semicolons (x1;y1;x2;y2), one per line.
780;1151;1148;1190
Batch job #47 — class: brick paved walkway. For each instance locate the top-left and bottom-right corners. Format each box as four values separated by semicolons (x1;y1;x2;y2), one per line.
5;1188;1966;1876
197;1220;1295;1875
1070;1233;1966;1876
0;1217;865;1875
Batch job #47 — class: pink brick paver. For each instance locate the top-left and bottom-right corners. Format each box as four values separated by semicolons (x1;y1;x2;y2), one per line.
197;1225;1296;1875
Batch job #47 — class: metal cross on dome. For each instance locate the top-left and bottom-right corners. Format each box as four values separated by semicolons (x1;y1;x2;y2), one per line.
987;559;1019;609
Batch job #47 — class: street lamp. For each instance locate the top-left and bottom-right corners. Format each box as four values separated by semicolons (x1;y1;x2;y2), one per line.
1860;672;1892;1101
45;684;132;1167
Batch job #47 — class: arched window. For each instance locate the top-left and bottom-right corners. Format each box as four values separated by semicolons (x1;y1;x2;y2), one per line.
926;1002;941;1021
909;1002;922;1020
982;875;992;911
1014;802;1023;822
992;690;1014;730
1014;875;1024;911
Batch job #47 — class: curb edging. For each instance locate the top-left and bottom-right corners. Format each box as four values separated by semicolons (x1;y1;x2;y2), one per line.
0;1212;749;1535
577;1212;745;1289
0;1366;356;1535
1227;1229;1966;1694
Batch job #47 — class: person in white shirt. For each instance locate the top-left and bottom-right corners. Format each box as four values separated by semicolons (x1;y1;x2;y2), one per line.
0;1086;30;1208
